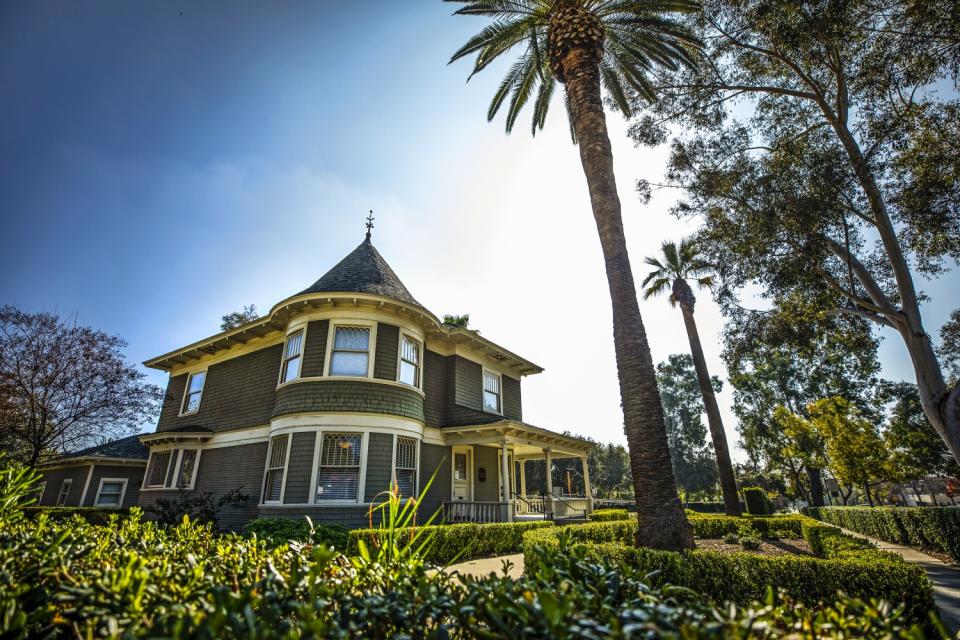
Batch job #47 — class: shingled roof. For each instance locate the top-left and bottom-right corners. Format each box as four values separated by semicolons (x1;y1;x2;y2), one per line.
296;237;421;307
59;434;149;461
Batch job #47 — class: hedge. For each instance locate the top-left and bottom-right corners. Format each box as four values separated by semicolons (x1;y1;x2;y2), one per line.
522;517;936;628
589;508;630;521
805;505;960;564
743;487;773;515
348;520;555;565
22;506;130;525
685;501;746;514
244;517;349;550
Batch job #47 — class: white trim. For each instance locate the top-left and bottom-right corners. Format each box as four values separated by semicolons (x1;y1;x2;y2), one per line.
56;478;73;506
324;320;377;378
397;332;423;391
261;434;291;505
37;458;147;471
482;369;503;415
179;370;208;416
277;326;306;386
93;477;129;508
78;463;95;507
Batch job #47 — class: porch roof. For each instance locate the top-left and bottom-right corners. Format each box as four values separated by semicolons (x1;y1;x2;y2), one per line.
442;420;593;460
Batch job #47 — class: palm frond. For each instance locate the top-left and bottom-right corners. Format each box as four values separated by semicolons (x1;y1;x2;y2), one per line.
531;72;555;135
505;52;541;132
641;277;672;300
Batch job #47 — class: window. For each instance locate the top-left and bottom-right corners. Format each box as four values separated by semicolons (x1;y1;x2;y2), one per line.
181;371;206;414
394;436;418;497
398;335;421;387
263;435;289;503
483;370;501;414
146;451;172;488
177;449;199;489
315;433;362;501
454;453;468;481
280;331;304;383
329;326;370;376
56;479;72;506
33;481;47;503
94;479;127;507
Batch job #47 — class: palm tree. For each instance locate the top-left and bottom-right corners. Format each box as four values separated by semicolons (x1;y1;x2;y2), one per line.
642;238;741;516
449;0;700;550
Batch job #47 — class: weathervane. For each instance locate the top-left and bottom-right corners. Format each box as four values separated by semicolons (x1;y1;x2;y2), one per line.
365;210;375;241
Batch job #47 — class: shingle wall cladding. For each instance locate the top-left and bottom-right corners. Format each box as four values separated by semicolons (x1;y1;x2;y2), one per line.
257;506;374;530
444;355;500;427
301;320;329;377
363;432;394;502
272;380;424;422
423;350;448;427
418;443;451;520
282;432;317;504
37;466;89;506
138;442;268;532
374;323;399;380
82;464;145;508
473;445;501;502
157;344;283;433
502;374;522;421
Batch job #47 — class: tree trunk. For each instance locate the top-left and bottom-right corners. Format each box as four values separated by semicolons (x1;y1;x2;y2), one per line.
807;466;825;507
863;482;874;507
560;46;693;550
679;304;741;516
910;479;926;506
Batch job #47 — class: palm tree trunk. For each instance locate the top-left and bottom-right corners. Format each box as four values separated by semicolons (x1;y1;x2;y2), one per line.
679;305;741;516
560;47;693;550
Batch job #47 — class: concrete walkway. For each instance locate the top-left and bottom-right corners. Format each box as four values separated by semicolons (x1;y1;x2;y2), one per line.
839;529;960;636
445;553;525;579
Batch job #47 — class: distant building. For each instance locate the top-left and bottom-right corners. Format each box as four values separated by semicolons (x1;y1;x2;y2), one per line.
35;434;148;508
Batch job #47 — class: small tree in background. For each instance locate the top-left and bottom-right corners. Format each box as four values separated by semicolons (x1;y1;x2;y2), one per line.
442;314;470;329
220;304;258;331
0;306;162;466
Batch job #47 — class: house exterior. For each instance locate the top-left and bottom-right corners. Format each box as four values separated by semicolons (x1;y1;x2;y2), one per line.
131;234;593;530
35;434;148;509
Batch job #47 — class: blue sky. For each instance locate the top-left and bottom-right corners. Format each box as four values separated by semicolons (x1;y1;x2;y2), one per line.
2;2;957;456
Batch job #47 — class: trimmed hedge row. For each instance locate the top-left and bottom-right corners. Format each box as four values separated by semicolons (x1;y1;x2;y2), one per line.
685;501;746;513
521;516;936;628
589;508;630;521
244;517;350;550
348;520;555;565
22;506;130;525
805;506;960;563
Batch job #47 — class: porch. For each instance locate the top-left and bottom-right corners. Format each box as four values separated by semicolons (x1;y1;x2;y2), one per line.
440;420;594;524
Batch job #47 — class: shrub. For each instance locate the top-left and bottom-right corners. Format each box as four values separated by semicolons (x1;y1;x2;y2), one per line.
804;505;960;563
685;501;747;513
740;536;761;550
743;486;773;515
245;517;349;550
589;508;629;521
22;506;130;525
723;532;739;544
349;520;555;565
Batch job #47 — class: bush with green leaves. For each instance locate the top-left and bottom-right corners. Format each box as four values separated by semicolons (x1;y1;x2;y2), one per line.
589;507;630;521
743;486;774;515
805;506;960;563
245;517;349;550
22;506;131;525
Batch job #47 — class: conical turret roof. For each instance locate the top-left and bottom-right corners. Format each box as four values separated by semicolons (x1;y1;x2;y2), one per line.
297;237;420;307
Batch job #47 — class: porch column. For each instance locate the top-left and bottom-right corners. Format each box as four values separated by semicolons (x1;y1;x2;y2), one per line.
520;460;527;499
544;448;553;517
501;441;513;522
581;455;593;511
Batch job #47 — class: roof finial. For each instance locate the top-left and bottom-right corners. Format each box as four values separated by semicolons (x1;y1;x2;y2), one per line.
365;210;375;242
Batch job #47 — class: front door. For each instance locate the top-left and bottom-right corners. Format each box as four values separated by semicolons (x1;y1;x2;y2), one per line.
452;446;472;501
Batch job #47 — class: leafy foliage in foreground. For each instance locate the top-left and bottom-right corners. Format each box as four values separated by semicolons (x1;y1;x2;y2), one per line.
0;461;947;638
245;517;349;550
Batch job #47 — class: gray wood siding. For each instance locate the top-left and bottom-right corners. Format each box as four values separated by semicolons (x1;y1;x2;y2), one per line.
473;445;501;502
453;356;483;411
37;465;89;506
364;432;394;501
418;443;450;521
258;505;375;529
423;350;448;427
374;323;399;380
502;374;522;421
81;464;145;508
272;379;424;422
282;431;317;504
156;344;283;433
301;320;329;377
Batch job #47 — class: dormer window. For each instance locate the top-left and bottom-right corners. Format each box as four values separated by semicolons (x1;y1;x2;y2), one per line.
398;334;421;387
330;326;370;376
280;331;304;383
483;370;501;414
181;371;206;415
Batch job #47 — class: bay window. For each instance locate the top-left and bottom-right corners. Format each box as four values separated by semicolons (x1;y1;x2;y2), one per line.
263;435;289;503
146;451;172;488
398;334;421;387
329;326;370;376
394;436;417;497
280;330;303;383
315;433;362;501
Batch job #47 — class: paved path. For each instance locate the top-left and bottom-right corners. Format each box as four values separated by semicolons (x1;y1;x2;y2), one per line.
445;553;525;579
838;528;960;636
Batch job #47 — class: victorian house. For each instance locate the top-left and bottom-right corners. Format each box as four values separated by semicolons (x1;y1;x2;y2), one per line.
37;233;593;530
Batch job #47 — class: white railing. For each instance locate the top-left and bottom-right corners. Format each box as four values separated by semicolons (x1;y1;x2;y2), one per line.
443;501;508;523
549;496;591;519
514;495;545;515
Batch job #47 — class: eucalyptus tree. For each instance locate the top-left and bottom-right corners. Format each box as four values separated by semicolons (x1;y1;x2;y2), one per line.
448;0;701;549
628;0;960;465
643;239;740;514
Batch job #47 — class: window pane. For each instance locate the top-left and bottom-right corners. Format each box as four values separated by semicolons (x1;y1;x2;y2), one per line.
286;332;303;358
188;372;206;393
399;360;417;386
334;327;369;351
269;435;288;468
484;390;500;413
282;354;301;383
178;450;198;487
483;372;500;394
454;454;467;480
330;351;368;376
184;391;202;413
265;469;283;502
148;452;171;486
396;437;417;469
396;469;416;498
315;469;359;501
320;434;362;466
401;336;419;364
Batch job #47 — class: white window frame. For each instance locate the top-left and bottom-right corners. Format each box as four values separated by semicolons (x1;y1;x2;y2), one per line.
93;478;129;508
397;333;423;389
482;369;502;415
56;479;73;506
174;448;201;490
144;450;175;489
324;320;377;378
278;328;305;385
179;370;207;416
313;432;365;503
393;435;420;498
261;434;291;504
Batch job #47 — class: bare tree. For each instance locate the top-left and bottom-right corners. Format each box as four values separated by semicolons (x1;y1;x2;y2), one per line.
0;306;162;466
